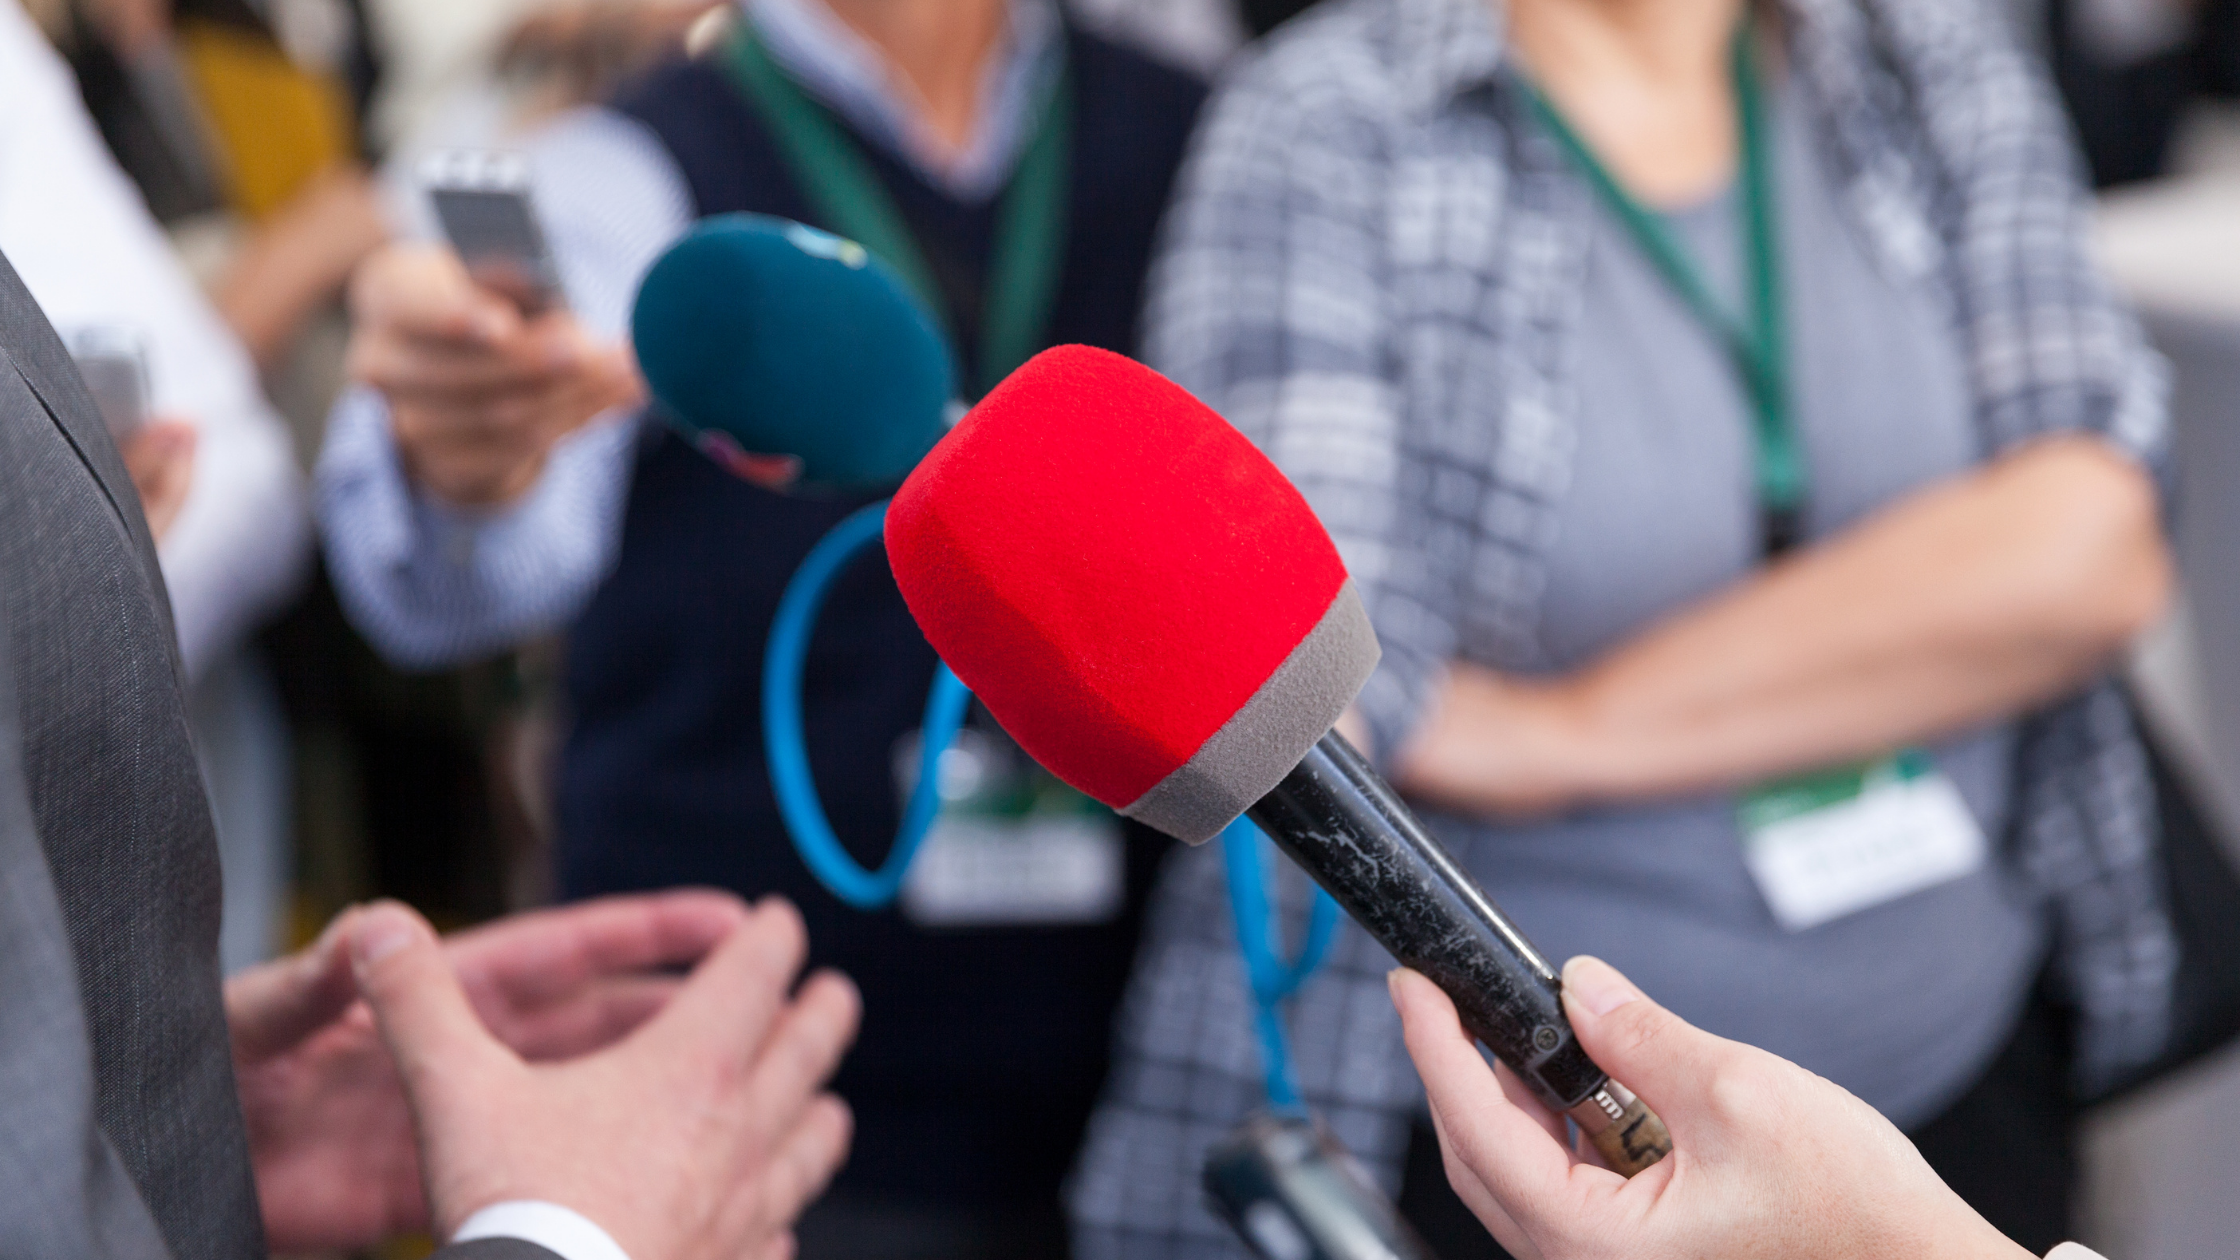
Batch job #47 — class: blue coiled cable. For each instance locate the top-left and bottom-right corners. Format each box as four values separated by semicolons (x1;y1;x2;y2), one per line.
1222;817;1342;1112
763;499;972;909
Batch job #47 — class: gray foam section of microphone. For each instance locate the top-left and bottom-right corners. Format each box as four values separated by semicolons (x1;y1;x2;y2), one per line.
1121;579;1381;845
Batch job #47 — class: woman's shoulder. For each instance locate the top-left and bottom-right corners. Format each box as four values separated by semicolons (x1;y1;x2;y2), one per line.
1805;0;2054;141
1206;0;1448;137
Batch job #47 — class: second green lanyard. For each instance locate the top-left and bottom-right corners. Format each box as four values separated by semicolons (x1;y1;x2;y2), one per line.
1527;21;1803;554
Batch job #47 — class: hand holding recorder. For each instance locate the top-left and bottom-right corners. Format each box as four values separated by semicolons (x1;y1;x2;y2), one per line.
1393;958;2041;1260
347;243;640;508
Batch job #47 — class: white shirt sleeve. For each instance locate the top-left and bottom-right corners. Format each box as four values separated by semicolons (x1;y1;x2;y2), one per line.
453;1199;632;1260
0;0;309;683
315;106;695;667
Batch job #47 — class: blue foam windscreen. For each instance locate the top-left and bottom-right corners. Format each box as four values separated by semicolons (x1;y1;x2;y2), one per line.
631;214;956;489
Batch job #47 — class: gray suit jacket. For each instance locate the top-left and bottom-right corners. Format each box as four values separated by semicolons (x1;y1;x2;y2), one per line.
0;253;554;1260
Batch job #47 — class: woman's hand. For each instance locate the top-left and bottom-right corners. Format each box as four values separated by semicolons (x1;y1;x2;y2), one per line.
1392;435;2171;817
1390;958;2036;1260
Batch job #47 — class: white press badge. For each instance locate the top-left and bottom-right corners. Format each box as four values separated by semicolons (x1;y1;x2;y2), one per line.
1738;750;1987;931
894;726;1123;928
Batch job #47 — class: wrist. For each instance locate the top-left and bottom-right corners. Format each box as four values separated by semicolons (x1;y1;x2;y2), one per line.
1392;667;1606;816
1894;1192;2039;1260
1546;667;1647;803
1494;675;1602;812
1520;674;1613;807
405;446;551;512
454;1201;633;1260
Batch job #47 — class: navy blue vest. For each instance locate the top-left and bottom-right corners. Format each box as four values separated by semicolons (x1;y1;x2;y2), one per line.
563;34;1202;1207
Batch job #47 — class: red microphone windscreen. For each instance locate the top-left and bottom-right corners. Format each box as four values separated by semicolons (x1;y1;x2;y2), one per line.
885;345;1378;843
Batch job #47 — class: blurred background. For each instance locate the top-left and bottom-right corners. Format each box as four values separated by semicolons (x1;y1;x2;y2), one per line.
11;0;2239;1255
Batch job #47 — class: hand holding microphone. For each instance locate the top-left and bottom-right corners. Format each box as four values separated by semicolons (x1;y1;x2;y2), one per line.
1394;958;2038;1260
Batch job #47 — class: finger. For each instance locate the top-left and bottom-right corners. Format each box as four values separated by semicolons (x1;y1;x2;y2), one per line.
636;897;812;1059
138;418;198;449
732;1095;851;1245
512;345;644;447
225;908;360;1062
450;889;752;1013
1559;956;1738;1138
1389;970;1589;1234
1491;1059;1573;1154
351;244;520;347
731;970;860;1146
498;975;681;1061
118;421;195;479
153;430;197;494
351;900;514;1106
574;338;647;413
385;368;630;459
353;331;570;399
1422;1102;1537;1258
1486;1058;1595;1169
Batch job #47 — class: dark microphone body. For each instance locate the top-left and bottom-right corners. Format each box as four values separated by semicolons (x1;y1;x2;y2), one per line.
884;345;1671;1175
1253;731;1667;1170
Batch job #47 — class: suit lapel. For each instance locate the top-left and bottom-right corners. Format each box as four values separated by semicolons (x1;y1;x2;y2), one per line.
0;251;169;622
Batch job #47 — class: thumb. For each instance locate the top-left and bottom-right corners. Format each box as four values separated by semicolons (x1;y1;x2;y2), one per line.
226;908;359;1062
351;901;513;1101
1561;955;1738;1134
356;244;520;345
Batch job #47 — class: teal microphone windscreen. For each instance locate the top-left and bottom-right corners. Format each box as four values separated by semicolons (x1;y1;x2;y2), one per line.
631;214;956;489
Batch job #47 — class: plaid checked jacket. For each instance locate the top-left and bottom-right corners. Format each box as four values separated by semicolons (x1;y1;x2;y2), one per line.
1070;0;2176;1252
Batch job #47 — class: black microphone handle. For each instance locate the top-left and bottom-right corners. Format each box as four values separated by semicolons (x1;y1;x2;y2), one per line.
1245;730;1672;1176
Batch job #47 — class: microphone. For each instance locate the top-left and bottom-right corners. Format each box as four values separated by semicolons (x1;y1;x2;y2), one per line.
631;213;956;488
631;213;970;909
885;345;1673;1175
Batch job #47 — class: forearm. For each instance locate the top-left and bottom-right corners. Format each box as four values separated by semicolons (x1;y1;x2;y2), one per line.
1397;436;2172;813
215;166;390;371
315;387;637;668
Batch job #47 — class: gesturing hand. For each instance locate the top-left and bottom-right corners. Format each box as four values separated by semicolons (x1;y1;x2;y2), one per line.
350;895;859;1260
230;890;755;1252
1390;958;2037;1260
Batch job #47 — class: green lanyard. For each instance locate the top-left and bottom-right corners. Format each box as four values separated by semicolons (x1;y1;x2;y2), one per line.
721;28;1072;397
1526;23;1802;554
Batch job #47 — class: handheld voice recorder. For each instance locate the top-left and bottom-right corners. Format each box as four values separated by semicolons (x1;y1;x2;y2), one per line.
422;149;566;315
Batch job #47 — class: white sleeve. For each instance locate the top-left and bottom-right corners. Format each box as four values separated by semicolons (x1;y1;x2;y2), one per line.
315;107;694;667
452;1201;632;1260
0;0;309;682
